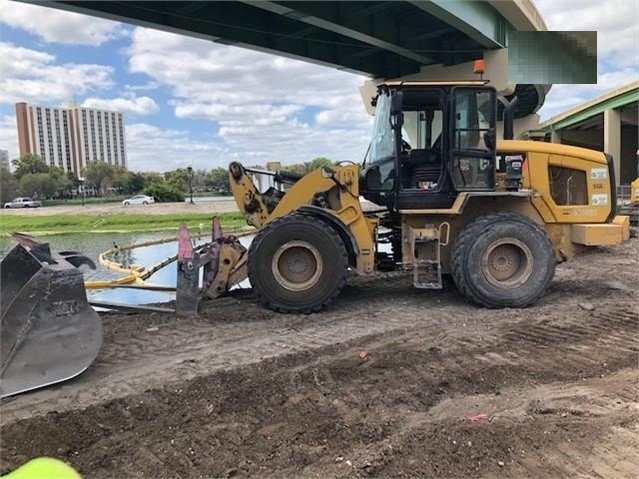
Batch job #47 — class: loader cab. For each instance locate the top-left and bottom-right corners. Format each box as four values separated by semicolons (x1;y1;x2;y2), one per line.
361;82;497;210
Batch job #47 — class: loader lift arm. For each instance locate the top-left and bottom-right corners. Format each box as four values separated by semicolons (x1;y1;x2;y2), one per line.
229;160;377;275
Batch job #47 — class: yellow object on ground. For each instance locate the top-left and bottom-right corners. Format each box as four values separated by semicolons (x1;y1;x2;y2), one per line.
631;177;639;204
1;457;81;479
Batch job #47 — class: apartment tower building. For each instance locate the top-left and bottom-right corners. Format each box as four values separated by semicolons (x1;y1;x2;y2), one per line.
16;102;127;176
0;149;9;170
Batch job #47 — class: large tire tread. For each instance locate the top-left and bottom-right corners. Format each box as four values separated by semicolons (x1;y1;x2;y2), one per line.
248;213;348;314
450;212;555;308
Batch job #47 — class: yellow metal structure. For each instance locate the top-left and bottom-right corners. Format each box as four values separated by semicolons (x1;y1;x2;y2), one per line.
225;82;630;313
230;163;377;275
571;216;630;246
631;178;639;204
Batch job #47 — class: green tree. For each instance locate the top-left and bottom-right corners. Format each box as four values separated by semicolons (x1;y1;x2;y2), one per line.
20;173;57;198
281;163;307;175
164;168;190;191
54;175;73;197
0;167;19;203
192;169;208;192
143;183;185;202
114;170;146;195
112;167;133;194
47;165;66;180
83;161;116;194
11;153;50;179
306;157;333;172
281;158;334;175
206;167;230;194
130;173;146;193
141;172;164;186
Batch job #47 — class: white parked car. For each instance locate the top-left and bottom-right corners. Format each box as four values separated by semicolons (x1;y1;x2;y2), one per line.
122;194;155;206
4;197;42;208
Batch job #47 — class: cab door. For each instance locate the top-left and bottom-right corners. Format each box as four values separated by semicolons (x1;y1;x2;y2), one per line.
449;87;497;191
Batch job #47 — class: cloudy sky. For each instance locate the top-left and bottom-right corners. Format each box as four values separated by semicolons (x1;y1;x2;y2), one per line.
0;0;637;172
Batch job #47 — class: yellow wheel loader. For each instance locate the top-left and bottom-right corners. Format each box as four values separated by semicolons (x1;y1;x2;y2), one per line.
226;81;630;313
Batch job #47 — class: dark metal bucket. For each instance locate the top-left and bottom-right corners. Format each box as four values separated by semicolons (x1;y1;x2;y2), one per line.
1;234;102;397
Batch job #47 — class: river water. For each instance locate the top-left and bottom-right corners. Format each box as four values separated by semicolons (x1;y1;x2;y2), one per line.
0;231;253;306
1;222;390;307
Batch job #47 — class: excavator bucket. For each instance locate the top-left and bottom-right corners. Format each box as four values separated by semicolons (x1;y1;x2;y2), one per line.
0;233;102;398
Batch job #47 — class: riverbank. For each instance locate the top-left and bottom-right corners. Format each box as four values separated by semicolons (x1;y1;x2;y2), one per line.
0;199;247;236
0;211;249;236
1;198;239;216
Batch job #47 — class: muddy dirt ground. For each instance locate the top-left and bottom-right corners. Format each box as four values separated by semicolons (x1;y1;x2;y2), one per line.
1;239;638;478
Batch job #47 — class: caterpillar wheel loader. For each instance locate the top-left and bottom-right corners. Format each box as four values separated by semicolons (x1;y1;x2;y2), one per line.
227;81;630;313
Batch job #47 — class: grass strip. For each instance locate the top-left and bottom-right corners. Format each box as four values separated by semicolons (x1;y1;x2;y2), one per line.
0;212;248;236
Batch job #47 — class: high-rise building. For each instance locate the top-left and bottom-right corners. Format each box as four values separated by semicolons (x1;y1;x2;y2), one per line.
0;149;9;170
15;102;127;176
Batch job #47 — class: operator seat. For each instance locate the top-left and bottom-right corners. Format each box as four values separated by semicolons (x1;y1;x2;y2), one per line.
401;133;443;189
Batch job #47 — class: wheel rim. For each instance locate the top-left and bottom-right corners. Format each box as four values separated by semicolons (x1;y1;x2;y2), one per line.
271;240;323;291
481;237;533;289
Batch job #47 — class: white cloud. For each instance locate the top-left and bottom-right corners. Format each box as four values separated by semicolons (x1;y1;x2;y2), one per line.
535;0;639;120
1;0;128;46
0;42;114;105
126;123;227;172
0;115;19;162
124;81;161;92
125;28;373;166
534;0;638;69
82;96;159;116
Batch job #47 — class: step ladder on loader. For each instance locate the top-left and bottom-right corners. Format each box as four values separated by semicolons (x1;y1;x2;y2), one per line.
407;223;450;289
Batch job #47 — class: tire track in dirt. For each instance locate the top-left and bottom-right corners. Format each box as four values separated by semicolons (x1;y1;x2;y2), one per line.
1;297;637;478
1;261;636;426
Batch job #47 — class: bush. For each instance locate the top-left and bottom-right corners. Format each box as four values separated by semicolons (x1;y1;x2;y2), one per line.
143;184;185;203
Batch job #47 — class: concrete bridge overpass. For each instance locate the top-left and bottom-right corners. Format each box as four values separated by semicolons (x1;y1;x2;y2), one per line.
38;1;550;129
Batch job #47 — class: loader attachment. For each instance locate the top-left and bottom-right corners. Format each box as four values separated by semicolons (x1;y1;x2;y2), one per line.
1;233;102;398
174;218;248;316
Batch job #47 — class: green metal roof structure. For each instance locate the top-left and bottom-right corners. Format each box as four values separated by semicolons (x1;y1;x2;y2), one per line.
540;82;639;131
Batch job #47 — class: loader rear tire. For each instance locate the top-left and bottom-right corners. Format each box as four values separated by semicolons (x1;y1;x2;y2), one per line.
248;214;348;313
450;213;556;308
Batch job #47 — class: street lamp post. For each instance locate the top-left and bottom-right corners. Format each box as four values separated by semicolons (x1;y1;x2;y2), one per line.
187;166;194;204
78;178;85;207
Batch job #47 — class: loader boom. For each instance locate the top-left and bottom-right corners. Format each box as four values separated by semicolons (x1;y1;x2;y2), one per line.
229;161;377;274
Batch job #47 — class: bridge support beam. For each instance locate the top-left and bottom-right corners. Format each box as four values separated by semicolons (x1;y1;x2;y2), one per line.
408;0;509;48
604;108;622;185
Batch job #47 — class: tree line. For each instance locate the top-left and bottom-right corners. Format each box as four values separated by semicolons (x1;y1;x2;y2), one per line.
0;154;338;204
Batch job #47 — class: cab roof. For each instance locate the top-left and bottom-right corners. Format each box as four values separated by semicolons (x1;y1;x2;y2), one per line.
379;80;490;88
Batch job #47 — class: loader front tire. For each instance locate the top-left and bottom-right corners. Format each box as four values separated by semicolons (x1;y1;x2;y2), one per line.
248;214;348;313
450;213;556;308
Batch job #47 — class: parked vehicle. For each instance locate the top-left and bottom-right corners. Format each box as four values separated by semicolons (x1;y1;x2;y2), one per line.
3;197;42;208
122;195;155;206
